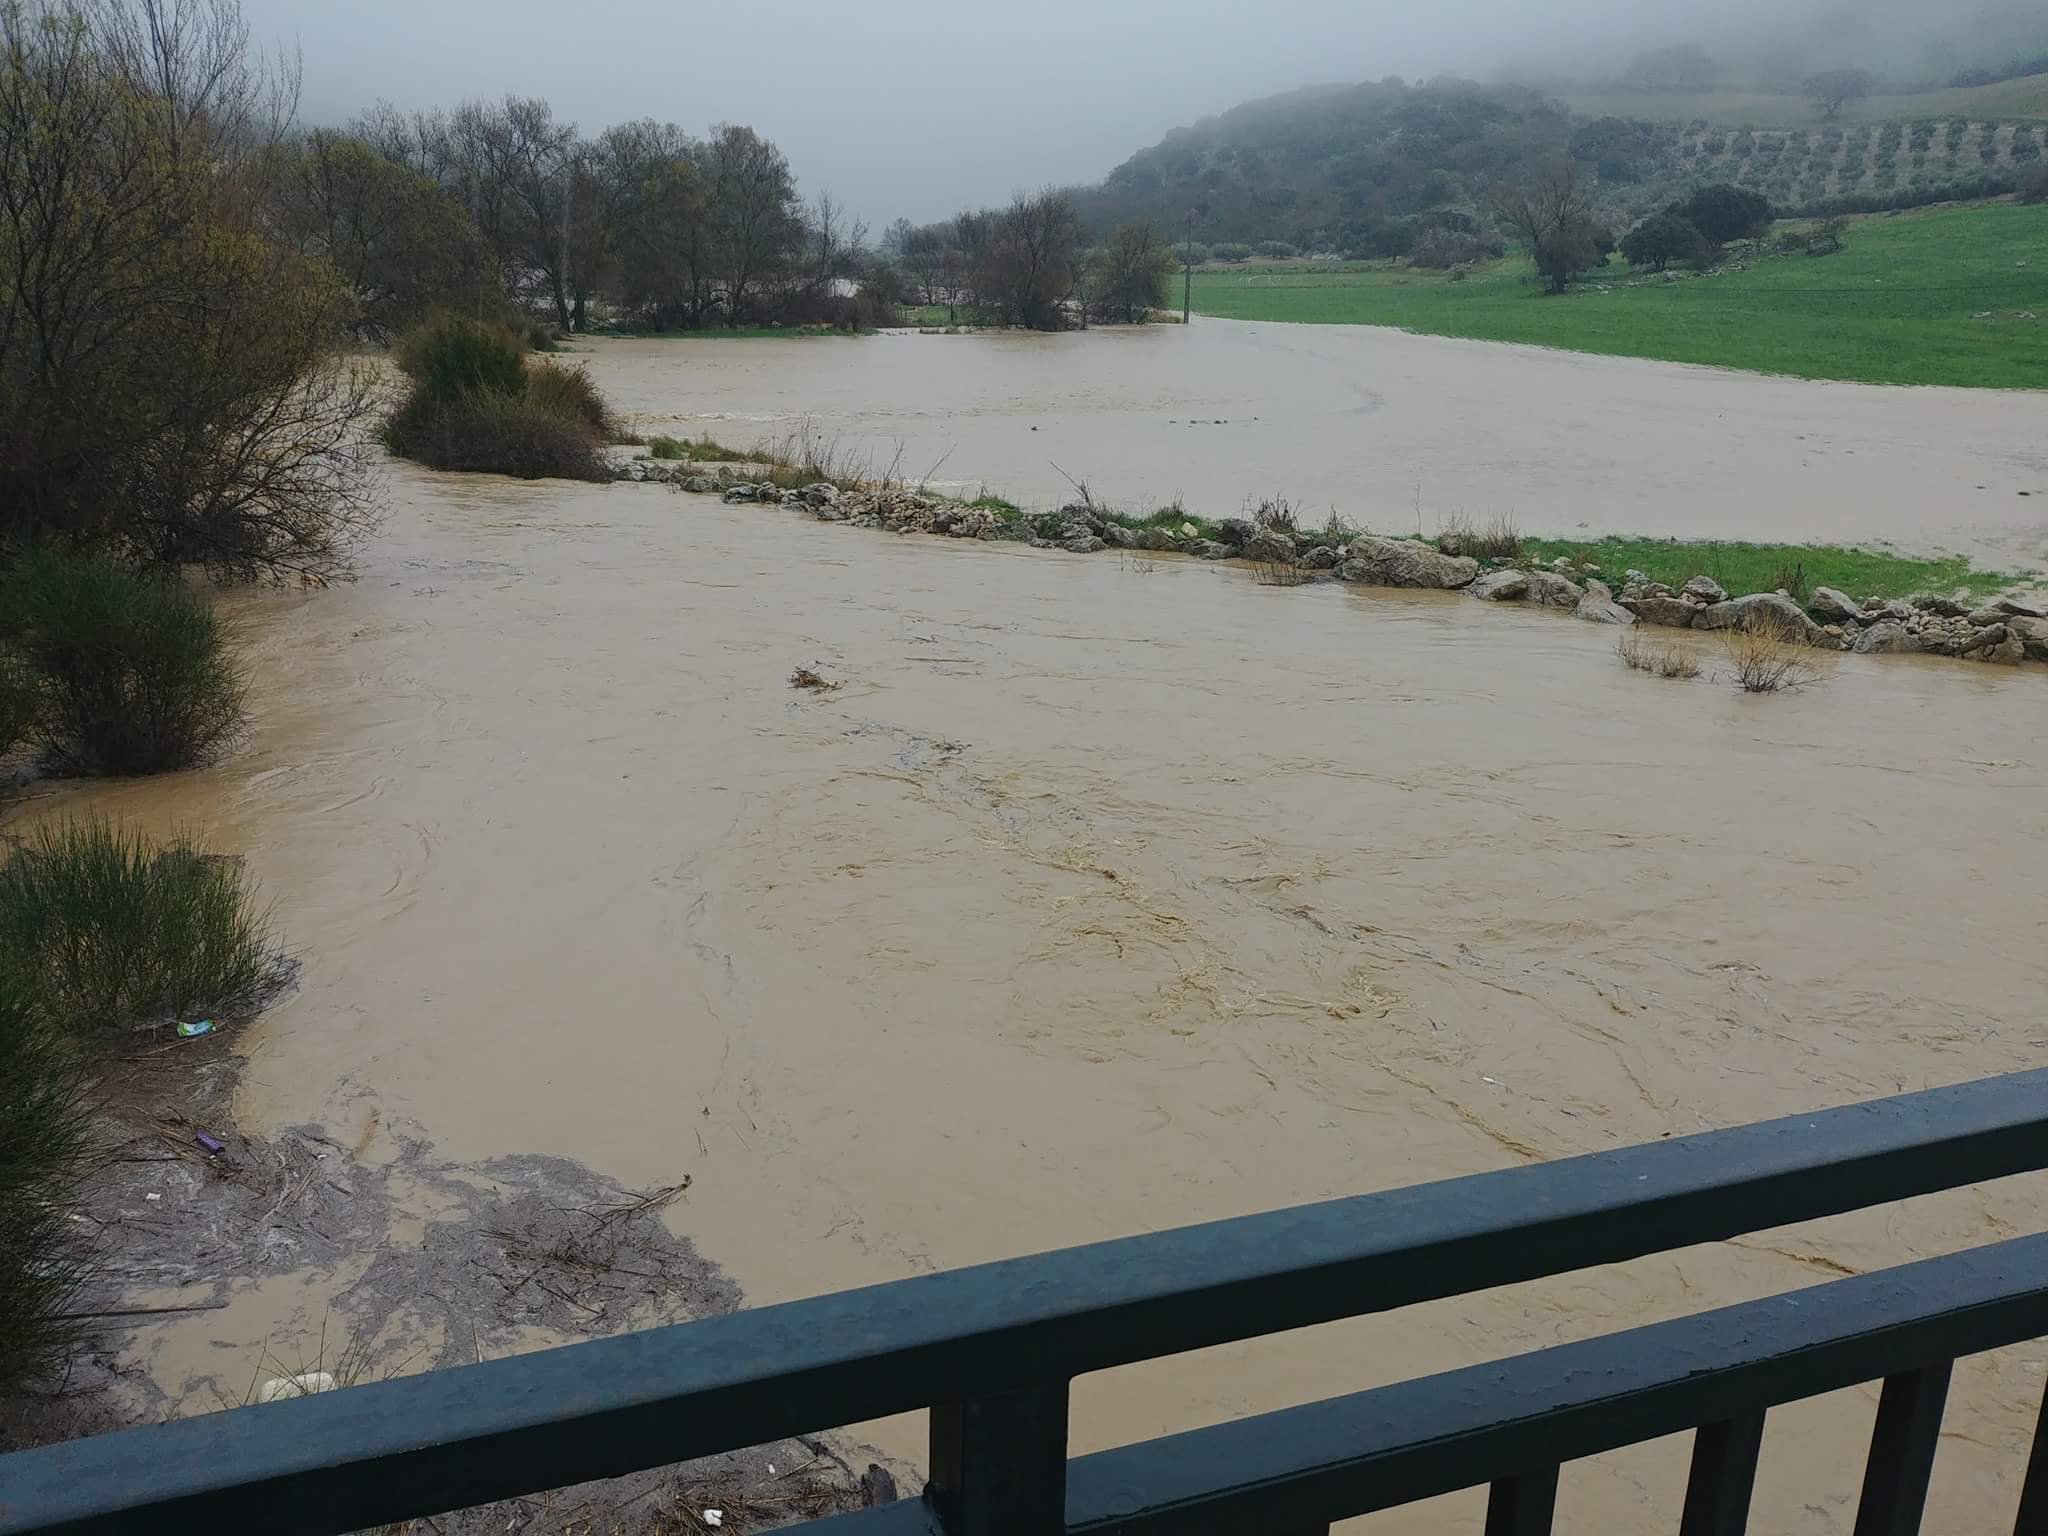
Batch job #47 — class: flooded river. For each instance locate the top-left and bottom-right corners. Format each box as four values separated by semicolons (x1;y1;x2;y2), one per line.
594;327;2048;569
12;332;2048;1532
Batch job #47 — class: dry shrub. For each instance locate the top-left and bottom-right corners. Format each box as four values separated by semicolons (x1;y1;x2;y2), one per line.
1723;616;1822;693
524;360;618;440
1617;633;1702;679
1249;559;1310;587
788;666;837;690
1252;497;1299;534
1437;512;1524;561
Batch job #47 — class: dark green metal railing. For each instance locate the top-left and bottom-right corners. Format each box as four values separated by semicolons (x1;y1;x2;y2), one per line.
5;1070;2048;1536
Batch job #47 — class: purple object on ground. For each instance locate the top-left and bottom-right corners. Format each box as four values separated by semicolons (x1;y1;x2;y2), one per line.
195;1132;225;1155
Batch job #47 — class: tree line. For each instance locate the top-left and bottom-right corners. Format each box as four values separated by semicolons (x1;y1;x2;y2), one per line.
287;100;1178;340
882;195;1176;329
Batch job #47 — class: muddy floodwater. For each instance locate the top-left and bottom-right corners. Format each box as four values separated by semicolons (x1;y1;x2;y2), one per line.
594;326;2048;569
12;331;2048;1533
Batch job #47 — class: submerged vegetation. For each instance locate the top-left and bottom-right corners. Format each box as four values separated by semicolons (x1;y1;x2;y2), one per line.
380;316;620;482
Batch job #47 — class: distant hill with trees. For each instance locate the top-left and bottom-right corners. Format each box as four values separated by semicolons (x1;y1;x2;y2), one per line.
1070;68;2048;259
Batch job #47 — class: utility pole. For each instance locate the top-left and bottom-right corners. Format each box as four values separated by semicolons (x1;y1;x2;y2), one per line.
1183;209;1194;325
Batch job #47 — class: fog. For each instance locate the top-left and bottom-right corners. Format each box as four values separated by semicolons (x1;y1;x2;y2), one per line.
244;0;2043;225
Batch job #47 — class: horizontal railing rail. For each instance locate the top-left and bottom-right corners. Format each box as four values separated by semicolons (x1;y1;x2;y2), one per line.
4;1069;2048;1535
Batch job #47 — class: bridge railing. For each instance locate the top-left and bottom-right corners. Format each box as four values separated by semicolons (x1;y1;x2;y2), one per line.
5;1070;2048;1535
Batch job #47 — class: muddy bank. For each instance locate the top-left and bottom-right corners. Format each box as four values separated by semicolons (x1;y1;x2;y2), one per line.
580;328;2048;571
8;463;2047;1534
3;1033;894;1532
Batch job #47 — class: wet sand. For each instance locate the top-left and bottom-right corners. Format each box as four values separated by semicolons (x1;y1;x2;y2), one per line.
13;451;2048;1532
587;326;2048;571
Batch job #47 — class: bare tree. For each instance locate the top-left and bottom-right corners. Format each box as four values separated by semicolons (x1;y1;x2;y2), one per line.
801;188;868;296
985;189;1085;330
1090;220;1176;323
1488;158;1605;295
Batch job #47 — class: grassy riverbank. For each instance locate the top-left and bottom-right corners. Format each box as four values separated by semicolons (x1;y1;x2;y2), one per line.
1515;537;2020;603
1180;202;2048;388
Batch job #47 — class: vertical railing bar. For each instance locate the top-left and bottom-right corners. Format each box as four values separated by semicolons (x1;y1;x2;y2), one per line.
926;1381;1069;1536
1852;1362;1954;1536
2015;1378;2048;1536
1485;1465;1561;1536
1680;1411;1768;1536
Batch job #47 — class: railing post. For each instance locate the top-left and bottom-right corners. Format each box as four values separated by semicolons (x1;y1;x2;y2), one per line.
1853;1363;1953;1536
2015;1379;2048;1535
1484;1466;1560;1536
928;1383;1070;1536
1680;1413;1767;1536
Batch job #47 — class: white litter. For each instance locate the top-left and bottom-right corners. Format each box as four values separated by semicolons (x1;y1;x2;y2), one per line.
703;1511;724;1528
145;1192;161;1202
256;1371;336;1403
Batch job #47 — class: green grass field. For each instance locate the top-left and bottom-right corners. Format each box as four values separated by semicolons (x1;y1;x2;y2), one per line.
1564;72;2048;127
1180;201;2048;387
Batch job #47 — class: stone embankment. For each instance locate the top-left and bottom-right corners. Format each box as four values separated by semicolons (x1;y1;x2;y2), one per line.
613;458;2046;670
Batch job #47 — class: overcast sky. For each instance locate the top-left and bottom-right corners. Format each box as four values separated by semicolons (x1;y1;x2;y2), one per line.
243;0;2024;226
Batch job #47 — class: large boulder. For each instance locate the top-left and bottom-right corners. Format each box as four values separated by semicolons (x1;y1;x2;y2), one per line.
1693;592;1829;646
1958;623;2009;656
1210;518;1256;551
797;482;839;507
1524;570;1586;608
1626;594;1701;629
1995;597;2047;619
1852;621;1920;655
1337;536;1479;590
1681;575;1729;604
1192;540;1234;561
1242;527;1297;564
682;475;718;494
1299;545;1341;571
2006;615;2048;660
1573;580;1634;626
1808;587;1862;624
1913;595;1969;618
1468;569;1531;601
1062;534;1107;554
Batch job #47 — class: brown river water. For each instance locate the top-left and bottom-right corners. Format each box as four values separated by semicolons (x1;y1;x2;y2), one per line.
11;331;2048;1532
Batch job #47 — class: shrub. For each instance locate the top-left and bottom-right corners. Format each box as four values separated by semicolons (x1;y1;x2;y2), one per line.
1210;243;1254;262
2023;168;2048;205
1723;618;1820;693
1617;634;1701;679
393;315;526;406
0;970;91;1396
0;550;247;775
1437;512;1523;561
1251;497;1298;534
381;390;610;483
0;650;36;759
1255;241;1298;260
525;360;618;440
1175;242;1211;266
647;436;689;460
1671;184;1772;243
1410;228;1505;268
0;818;279;1034
1621;213;1707;272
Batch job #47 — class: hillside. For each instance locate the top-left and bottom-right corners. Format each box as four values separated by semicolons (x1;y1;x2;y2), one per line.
1564;71;2048;128
1076;74;2048;256
1070;78;1572;256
